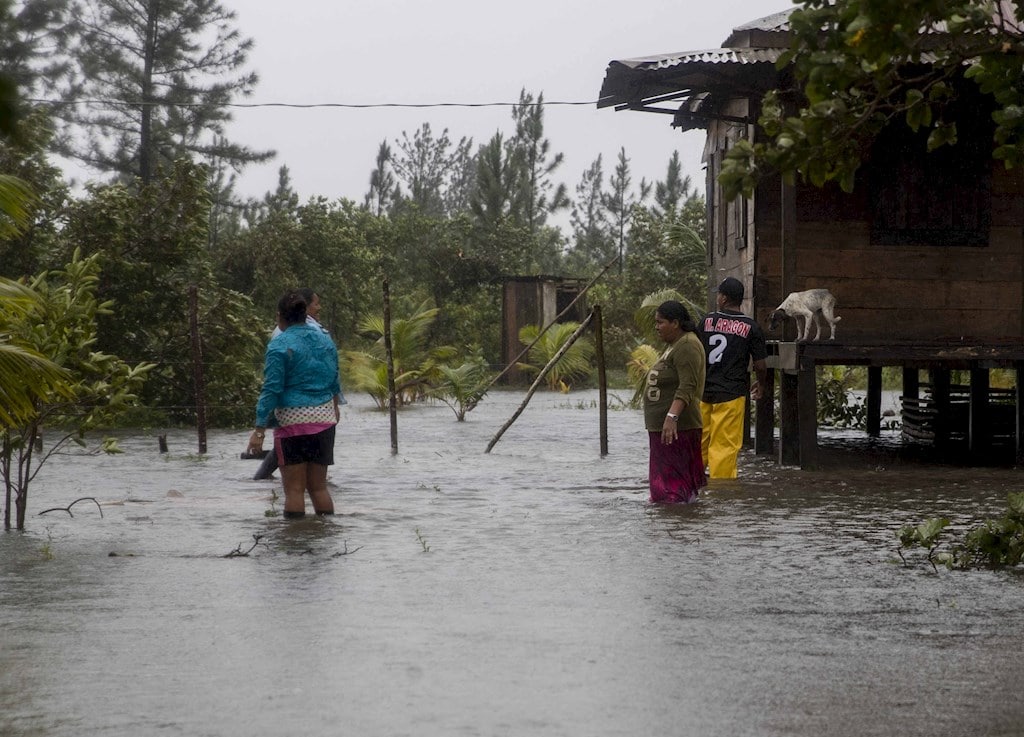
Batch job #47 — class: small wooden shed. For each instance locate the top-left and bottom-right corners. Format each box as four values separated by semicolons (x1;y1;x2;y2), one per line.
500;275;588;384
599;9;1024;467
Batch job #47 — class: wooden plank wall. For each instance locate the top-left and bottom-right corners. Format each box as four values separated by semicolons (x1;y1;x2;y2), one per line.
708;108;758;316
752;164;1024;342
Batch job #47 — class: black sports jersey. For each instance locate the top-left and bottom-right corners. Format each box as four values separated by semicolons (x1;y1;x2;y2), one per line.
698;309;767;403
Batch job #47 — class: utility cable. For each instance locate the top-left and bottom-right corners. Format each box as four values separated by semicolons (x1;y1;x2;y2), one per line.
24;98;600;110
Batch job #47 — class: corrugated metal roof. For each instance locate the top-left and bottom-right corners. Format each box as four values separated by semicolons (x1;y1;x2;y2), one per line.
597;46;783;117
612;47;783;73
597;2;1019;123
731;9;793;34
597;9;791;116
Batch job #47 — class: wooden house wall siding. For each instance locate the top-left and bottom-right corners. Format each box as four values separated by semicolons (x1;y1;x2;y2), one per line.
750;161;1024;343
707;106;757;313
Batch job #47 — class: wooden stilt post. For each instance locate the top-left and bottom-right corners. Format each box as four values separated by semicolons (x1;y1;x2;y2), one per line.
969;364;990;463
902;367;919;400
779;369;799;466
929;368;951;452
798;358;818;469
755;367;775;455
867;366;882;437
742;385;753;448
1016;362;1024;467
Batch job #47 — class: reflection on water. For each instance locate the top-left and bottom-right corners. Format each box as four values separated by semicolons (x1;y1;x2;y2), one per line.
2;390;1024;736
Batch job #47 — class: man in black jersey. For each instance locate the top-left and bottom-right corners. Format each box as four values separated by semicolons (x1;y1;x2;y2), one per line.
697;277;768;478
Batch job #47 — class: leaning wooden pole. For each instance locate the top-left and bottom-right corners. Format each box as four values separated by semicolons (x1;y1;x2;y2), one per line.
594;304;608;457
486;311;594;454
188;285;207;454
484;254;619;391
383;279;398;455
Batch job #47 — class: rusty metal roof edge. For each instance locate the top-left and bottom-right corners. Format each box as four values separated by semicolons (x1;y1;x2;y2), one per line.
726;9;794;39
610;47;783;72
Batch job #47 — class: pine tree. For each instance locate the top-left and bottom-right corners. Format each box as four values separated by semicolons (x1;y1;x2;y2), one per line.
390;122;470;218
56;0;272;184
567;154;612;271
603;147;650;273
507;89;568;234
443;136;476;217
653;151;693;216
0;0;72;102
364;140;398;217
469;132;518;228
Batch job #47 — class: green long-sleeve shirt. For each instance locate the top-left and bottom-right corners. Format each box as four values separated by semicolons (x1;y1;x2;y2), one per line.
642;331;705;432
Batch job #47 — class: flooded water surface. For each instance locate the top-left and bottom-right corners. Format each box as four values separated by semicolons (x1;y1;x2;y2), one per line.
2;390;1024;736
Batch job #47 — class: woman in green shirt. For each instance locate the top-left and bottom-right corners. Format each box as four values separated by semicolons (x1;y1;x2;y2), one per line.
643;301;706;503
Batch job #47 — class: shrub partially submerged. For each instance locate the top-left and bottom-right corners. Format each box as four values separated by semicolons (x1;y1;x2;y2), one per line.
898;492;1024;570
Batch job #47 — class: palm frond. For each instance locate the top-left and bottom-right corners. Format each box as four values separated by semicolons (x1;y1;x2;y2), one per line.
626;344;660;408
518;322;594;390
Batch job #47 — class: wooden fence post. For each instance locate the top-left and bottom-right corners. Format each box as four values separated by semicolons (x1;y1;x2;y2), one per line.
594;305;608;457
188;285;207;454
383;279;398;455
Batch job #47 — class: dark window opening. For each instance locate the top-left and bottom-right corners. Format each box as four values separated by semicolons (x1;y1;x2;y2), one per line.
868;98;992;247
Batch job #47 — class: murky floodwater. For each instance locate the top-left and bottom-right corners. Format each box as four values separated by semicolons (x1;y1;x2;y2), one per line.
2;389;1024;737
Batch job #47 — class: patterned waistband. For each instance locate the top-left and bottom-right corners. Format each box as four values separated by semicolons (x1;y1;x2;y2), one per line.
274;400;336;427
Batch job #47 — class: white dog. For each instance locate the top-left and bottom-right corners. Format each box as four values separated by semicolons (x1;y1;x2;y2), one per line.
768;289;841;341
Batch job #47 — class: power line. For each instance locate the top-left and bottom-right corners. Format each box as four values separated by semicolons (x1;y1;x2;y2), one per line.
25;98;600;110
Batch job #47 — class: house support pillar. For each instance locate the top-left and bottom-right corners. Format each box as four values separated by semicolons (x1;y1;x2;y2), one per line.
902;367;919;401
777;359;818;468
929;368;951;452
866;366;883;437
755;368;775;455
968;365;990;463
1016;362;1024;467
798;358;818;469
779;369;799;466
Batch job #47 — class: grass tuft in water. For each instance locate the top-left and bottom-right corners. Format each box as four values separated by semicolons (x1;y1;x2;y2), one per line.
415;527;431;553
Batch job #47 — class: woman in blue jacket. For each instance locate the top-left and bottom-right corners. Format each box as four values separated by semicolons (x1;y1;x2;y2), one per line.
246;290;341;518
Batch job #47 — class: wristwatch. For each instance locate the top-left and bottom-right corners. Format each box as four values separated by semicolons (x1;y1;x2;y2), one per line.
666;413;678;421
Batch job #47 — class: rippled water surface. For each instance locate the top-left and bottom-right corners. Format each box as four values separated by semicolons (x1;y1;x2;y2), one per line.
2;390;1024;737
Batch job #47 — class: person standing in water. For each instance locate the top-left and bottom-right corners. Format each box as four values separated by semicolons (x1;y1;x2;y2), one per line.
246;290;340;518
698;277;767;479
254;287;346;480
643;300;706;503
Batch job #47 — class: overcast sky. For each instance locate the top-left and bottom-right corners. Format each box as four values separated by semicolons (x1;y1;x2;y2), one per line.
226;0;791;207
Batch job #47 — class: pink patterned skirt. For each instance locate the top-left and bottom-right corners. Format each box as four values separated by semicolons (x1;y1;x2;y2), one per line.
648;428;706;504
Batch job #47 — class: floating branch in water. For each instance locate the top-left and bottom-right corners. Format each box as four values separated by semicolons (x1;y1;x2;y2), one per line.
37;497;104;519
224;534;263;558
331;541;363;557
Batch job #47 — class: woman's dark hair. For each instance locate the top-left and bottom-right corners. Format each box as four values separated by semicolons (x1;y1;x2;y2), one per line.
656;300;696;332
278;290;307;326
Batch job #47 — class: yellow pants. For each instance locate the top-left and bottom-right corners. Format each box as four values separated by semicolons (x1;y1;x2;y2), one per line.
701;397;746;479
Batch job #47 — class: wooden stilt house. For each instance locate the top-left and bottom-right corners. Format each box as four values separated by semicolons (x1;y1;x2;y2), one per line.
598;9;1024;467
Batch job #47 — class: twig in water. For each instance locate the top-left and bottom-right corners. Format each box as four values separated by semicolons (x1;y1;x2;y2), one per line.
37;497;104;518
331;541;363;557
224;534;263;558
